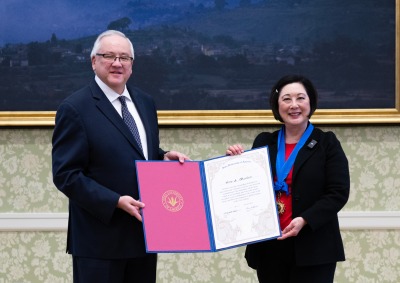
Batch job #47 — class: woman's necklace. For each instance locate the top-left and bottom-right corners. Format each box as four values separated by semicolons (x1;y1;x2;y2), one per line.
277;192;285;215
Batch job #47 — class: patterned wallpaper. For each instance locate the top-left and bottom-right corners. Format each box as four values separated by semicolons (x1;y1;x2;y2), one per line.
0;126;399;282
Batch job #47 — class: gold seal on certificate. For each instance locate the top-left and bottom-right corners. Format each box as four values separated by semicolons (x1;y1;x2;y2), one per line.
162;190;184;212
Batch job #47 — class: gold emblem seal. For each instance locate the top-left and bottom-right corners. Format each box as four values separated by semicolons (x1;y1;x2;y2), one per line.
277;201;285;215
277;192;285;215
162;190;184;212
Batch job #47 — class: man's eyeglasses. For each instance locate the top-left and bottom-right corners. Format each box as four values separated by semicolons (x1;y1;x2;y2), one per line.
96;53;133;64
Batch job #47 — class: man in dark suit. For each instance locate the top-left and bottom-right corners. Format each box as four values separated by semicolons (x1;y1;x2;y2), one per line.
52;30;189;283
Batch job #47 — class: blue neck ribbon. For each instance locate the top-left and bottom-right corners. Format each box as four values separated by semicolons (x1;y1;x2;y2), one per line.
274;123;314;195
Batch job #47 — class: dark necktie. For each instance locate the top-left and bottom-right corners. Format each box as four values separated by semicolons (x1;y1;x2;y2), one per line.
118;96;143;153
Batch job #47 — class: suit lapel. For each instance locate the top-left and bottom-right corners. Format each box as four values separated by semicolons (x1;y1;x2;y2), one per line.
128;87;155;159
89;81;146;158
268;142;278;177
293;130;319;177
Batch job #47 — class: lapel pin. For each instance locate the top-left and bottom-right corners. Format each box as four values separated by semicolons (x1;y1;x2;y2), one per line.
307;139;317;149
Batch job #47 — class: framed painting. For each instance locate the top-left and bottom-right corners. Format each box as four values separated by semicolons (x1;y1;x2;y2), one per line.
0;0;398;126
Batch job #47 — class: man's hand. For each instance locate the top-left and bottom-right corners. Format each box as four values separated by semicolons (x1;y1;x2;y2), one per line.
278;217;307;240
117;195;145;222
163;151;190;163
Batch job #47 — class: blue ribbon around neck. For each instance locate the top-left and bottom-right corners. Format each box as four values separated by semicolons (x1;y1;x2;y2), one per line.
274;123;314;195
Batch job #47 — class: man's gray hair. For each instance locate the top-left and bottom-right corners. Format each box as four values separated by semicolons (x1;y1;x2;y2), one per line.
90;30;134;60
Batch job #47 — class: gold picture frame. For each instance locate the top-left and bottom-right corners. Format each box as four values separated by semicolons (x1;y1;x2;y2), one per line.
0;1;399;126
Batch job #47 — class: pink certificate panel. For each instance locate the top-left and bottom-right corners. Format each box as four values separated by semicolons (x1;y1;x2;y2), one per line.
136;161;211;252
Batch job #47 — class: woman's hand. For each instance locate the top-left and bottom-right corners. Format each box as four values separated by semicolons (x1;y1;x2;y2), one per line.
278;217;307;240
226;144;245;156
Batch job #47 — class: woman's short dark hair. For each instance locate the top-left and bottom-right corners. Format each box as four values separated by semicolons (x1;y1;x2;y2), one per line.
269;74;318;122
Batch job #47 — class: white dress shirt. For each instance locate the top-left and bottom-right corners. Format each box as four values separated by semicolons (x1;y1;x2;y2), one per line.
95;76;148;159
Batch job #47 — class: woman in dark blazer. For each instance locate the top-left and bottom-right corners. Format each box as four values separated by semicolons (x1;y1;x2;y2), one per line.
227;75;350;283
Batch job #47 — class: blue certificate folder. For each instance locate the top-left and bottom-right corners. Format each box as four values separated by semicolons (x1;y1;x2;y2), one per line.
136;146;281;253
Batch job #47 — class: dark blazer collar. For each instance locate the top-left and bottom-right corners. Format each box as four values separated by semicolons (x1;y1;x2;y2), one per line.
89;80;146;159
269;127;319;178
293;128;320;175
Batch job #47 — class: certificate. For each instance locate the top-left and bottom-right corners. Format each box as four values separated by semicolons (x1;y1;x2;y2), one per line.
135;146;281;253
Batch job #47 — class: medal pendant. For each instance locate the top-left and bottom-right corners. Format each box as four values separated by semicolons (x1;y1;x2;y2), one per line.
277;201;285;214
